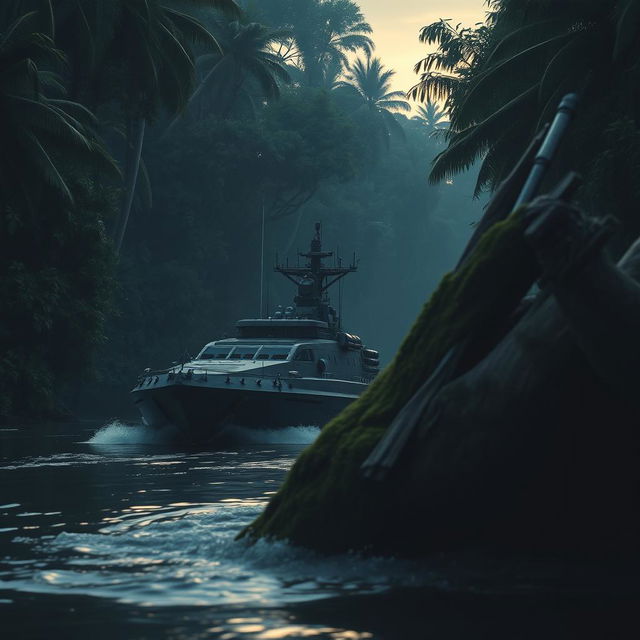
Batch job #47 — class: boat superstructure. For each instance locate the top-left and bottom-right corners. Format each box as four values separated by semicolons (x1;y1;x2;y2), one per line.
131;223;380;442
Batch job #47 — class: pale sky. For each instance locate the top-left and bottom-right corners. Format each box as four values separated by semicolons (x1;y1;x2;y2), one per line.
357;0;488;98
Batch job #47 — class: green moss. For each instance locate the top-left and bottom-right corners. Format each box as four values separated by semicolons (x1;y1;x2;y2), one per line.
241;212;538;552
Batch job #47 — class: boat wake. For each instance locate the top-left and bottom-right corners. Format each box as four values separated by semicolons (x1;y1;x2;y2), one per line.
87;420;175;445
86;421;320;447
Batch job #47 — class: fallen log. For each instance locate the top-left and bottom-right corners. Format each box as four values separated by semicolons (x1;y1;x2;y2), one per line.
402;202;640;555
241;195;640;557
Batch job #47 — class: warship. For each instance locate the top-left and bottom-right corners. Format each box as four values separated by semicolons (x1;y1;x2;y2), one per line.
131;223;380;442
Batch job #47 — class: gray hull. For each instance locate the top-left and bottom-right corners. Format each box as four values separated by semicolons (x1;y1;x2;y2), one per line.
132;381;358;443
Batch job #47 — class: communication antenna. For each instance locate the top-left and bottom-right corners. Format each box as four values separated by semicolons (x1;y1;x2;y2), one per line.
266;268;270;319
259;198;265;317
338;252;343;328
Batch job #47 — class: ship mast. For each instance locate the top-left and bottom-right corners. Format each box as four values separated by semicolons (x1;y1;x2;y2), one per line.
275;222;357;329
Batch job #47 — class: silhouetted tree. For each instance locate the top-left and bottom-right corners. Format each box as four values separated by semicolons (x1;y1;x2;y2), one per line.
416;0;640;207
187;19;291;120
336;54;409;152
257;0;373;87
411;102;450;138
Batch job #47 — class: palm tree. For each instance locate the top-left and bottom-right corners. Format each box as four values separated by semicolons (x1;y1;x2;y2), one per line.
319;56;344;91
106;0;241;253
186;19;291;120
336;54;410;148
49;0;240;253
250;0;373;88
0;10;117;212
0;1;54;36
408;17;493;107
412;102;450;137
294;0;373;87
419;1;638;197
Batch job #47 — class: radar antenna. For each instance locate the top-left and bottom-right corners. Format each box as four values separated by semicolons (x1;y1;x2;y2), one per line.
274;222;357;329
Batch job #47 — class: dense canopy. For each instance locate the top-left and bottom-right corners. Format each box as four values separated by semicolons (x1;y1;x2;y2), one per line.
1;0;464;419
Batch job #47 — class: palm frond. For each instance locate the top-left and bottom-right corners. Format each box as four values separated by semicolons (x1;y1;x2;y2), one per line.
0;11;38;52
20;130;74;202
12;96;93;149
163;8;221;52
537;32;592;105
408;72;459;103
482;18;566;68
380;90;409;101
261;57;292;83
452;32;573;129
377;99;410;112
177;0;242;19
613;0;640;61
334;33;373;52
419;19;456;46
38;70;66;95
429;85;537;183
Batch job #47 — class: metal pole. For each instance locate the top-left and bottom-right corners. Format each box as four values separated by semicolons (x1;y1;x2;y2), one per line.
260;198;265;318
513;93;579;210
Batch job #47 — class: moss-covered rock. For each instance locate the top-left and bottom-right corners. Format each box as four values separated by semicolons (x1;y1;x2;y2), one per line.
240;212;539;552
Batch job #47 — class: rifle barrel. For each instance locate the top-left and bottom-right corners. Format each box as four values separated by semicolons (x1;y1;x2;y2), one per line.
513;93;579;210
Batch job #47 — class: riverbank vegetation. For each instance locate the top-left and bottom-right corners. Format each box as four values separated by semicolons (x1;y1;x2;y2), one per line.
411;0;640;248
246;0;640;552
1;0;476;420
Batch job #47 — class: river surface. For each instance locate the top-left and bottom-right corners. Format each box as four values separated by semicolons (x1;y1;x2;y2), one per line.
1;421;638;639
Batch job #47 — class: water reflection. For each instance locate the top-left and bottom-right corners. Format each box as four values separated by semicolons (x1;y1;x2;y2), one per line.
2;421;639;639
248;625;373;639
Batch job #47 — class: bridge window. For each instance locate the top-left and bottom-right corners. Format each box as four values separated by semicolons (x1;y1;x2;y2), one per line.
229;346;259;360
255;346;293;361
198;346;233;360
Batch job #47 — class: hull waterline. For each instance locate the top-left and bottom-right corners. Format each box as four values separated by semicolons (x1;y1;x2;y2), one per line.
133;382;358;443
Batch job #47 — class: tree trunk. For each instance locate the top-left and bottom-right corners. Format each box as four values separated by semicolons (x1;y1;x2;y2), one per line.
114;116;145;255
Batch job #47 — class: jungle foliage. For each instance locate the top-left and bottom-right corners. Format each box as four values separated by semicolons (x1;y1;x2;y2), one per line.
415;0;640;250
0;5;119;416
1;0;458;419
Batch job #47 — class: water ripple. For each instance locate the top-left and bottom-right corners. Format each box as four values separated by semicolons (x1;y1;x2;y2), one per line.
2;498;435;608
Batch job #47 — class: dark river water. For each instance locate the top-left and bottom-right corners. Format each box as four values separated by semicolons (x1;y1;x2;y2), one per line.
1;421;638;639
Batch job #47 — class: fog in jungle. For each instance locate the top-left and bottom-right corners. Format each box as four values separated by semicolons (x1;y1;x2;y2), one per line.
263;170;483;364
76;0;487;413
0;0;487;418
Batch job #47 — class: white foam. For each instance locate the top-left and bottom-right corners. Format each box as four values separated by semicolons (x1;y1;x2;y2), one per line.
86;422;320;446
5;500;433;607
87;421;173;445
232;426;321;445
